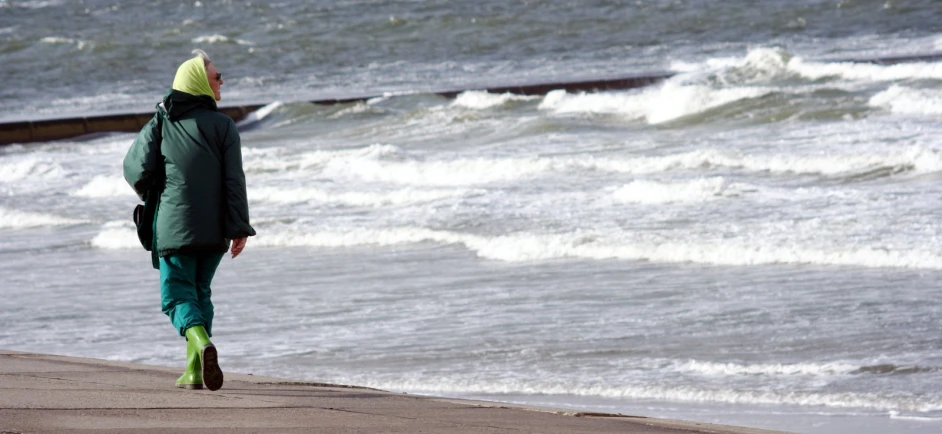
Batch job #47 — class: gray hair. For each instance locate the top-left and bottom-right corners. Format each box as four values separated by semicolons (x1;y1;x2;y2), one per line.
191;49;212;67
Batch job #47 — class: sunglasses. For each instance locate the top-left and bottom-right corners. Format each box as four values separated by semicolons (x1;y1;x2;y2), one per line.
214;72;223;82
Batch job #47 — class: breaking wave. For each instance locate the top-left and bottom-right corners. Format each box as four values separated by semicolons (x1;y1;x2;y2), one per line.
237;227;942;270
244;143;942;186
0;207;85;229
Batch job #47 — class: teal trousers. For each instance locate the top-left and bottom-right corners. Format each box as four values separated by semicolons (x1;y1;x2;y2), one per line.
159;252;224;337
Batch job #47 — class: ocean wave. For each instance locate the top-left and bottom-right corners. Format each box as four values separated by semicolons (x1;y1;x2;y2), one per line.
246;143;942;185
541;48;942;125
89;221;139;249
191;34;226;44
248;186;473;206
72;175;134;198
354;376;942;413
853;364;939;375
89;223;942;270
889;411;942;422
245;227;942;270
792;56;942;82
305;144;550;186
190;34;254;46
677;47;942;84
672;359;859;377
611;177;731;204
39;36;90;50
4;0;65;8
869;85;942;117
236;101;284;129
539;85;772;124
0;155;67;182
539;49;798;123
0;207;84;229
452;91;540;110
327;102;384;119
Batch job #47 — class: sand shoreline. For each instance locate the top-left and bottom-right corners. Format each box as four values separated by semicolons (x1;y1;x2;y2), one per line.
1;349;788;433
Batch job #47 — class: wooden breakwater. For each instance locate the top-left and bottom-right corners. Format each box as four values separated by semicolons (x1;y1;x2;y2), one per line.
2;52;940;146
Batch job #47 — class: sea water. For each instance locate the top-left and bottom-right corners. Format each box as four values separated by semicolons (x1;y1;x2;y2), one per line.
2;1;942;433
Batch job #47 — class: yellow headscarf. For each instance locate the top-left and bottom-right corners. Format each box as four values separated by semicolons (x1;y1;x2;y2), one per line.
171;56;216;100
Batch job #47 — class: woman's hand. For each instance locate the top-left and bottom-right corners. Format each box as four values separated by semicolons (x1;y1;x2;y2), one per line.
231;237;247;258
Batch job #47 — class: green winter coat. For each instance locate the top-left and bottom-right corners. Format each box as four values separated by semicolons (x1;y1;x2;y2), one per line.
124;89;256;262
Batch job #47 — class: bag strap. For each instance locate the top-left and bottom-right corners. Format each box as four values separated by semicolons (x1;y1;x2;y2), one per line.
149;103;167;268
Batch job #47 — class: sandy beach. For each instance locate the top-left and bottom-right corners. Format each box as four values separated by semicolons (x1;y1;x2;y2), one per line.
0;349;788;433
3;2;942;433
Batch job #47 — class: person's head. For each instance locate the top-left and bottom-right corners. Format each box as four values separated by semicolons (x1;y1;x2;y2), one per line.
193;49;224;101
172;49;224;101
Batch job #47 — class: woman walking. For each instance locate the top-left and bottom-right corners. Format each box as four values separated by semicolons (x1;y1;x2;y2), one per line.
123;49;256;391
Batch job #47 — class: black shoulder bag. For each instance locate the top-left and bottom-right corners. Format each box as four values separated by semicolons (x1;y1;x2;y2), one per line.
133;104;166;269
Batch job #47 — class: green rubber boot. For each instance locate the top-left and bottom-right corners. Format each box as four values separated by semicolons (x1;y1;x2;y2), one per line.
175;337;203;389
184;325;223;391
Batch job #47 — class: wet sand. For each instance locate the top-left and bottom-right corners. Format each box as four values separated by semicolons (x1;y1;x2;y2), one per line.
0;349;789;433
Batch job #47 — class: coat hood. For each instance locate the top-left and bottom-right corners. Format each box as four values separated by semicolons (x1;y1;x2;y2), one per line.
161;89;218;121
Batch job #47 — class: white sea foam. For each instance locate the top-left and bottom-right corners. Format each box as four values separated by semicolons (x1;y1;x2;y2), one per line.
89;221;139;249
672;359;859;377
700;47;796;82
39;36;89;50
236;101;284;127
366;90;418;105
73;175;134;198
243;148;337;172
318;144;550;186
889;411;942;422
577;239;942;270
0;156;66;182
574;147;942;177
660;47;942;130
540;49;794;123
611;177;730;204
675;47;942;84
5;0;65;8
359;377;942;413
0;207;84;229
539;83;771;124
192;34;229;44
248;227;942;270
791;57;942;82
247;143;941;187
328;102;380;119
869;85;942;116
452;91;539;110
248;186;470;206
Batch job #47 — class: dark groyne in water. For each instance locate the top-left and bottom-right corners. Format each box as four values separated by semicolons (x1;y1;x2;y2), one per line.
2;52;940;146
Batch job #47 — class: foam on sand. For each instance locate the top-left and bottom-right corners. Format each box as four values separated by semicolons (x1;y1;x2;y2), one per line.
670;359;859;377
351;375;942;413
